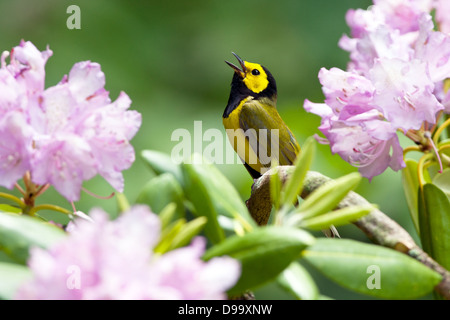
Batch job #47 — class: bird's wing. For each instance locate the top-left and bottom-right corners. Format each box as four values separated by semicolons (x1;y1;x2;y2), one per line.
239;100;300;171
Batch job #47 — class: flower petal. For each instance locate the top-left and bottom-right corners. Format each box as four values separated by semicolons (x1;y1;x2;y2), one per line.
68;61;107;102
31;136;97;201
0;112;32;188
370;58;443;130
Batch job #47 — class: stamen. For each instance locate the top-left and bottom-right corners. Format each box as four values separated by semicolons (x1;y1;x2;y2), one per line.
425;131;443;173
15;183;26;196
82;187;115;200
34;184;50;198
336;96;347;105
70;201;77;213
348;140;386;168
23;171;32;190
403;93;415;109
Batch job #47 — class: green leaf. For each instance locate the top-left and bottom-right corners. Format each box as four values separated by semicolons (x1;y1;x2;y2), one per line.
182;155;256;242
280;136;315;207
303;238;442;299
141;150;183;183
0;204;21;214
158;203;178;230
168;216;208;251
297;172;362;218
432;168;450;196
154;218;185;254
419;183;450;271
418;185;432;255
269;165;281;212
402;159;420;233
135;173;185;218
0;262;32;299
182;161;225;244
298;205;373;230
203;226;315;295
277;261;319;300
116;193;130;213
0;212;66;264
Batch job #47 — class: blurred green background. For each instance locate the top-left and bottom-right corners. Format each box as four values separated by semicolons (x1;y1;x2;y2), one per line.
0;0;421;299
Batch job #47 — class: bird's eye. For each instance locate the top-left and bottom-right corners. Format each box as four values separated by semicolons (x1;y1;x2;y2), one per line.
251;69;260;76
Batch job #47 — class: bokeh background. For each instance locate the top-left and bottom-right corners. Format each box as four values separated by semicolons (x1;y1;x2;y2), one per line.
0;0;421;299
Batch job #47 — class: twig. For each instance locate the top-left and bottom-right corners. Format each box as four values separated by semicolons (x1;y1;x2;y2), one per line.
246;166;450;299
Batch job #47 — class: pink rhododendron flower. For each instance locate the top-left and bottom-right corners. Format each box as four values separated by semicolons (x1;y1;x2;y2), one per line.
0;40;141;201
304;68;405;179
369;58;442;131
305;1;450;179
15;205;241;300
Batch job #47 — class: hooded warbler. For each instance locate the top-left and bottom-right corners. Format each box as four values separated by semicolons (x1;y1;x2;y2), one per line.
223;53;339;238
223;52;301;179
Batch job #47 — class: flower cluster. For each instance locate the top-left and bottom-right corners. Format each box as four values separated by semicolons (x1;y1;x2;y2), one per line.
0;40;141;201
16;205;241;300
304;0;450;179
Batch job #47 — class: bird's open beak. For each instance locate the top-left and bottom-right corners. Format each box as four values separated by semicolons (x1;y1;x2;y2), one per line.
225;52;246;78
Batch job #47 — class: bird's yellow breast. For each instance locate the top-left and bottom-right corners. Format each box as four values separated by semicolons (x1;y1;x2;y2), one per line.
223;96;252;131
223;97;264;172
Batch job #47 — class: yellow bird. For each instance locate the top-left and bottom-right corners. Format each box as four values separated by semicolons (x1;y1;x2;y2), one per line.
223;52;301;179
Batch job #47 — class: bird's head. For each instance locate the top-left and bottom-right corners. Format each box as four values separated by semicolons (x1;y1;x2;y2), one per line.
225;52;277;98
